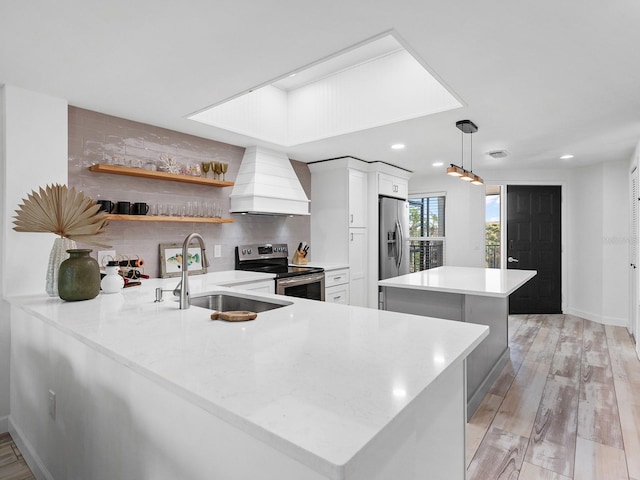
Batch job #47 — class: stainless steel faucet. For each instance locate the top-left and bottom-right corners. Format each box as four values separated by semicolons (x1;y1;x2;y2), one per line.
175;233;210;309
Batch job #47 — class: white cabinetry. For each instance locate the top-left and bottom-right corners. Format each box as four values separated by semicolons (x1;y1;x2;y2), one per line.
310;158;368;307
348;169;367;227
310;158;411;309
324;267;350;305
378;172;408;200
348;229;367;306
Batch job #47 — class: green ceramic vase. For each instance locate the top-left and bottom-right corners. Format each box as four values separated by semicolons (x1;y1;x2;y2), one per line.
58;249;100;301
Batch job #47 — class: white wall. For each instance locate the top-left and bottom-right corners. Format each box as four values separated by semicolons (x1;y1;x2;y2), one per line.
0;85;68;433
489;164;629;325
601;161;630;325
0;86;7;432
409;173;485;267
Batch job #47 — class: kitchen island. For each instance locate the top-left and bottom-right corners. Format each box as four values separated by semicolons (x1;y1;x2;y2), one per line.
8;271;487;480
379;266;536;418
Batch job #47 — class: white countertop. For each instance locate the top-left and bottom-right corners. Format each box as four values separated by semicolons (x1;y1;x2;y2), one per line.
379;266;537;298
9;270;488;479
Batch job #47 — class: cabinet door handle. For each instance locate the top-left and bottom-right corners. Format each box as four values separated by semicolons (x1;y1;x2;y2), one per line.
333;295;342;301
350;214;354;224
350;232;354;241
333;276;342;281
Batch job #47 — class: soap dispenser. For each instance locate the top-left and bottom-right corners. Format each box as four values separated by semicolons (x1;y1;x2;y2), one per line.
101;260;124;293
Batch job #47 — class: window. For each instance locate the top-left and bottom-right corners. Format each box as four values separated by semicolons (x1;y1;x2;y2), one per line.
408;194;445;272
485;186;502;268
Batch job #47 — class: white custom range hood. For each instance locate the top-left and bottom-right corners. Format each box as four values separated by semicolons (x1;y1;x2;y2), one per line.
229;146;310;216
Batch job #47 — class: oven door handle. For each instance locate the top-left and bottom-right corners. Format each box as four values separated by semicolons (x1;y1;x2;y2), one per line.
276;273;325;287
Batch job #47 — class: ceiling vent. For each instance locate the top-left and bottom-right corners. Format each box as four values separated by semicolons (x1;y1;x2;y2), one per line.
487;150;509;159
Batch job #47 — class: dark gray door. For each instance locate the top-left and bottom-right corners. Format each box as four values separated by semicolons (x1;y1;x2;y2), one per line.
507;185;562;314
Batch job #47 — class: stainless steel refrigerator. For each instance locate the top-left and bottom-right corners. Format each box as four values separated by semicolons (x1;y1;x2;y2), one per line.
379;196;410;281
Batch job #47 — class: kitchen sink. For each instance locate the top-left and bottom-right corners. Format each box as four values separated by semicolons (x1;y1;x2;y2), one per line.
189;290;292;313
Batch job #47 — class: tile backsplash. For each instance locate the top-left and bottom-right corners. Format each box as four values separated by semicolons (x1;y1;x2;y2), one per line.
68;107;311;278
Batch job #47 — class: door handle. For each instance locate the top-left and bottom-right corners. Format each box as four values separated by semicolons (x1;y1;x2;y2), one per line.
508;256;519;263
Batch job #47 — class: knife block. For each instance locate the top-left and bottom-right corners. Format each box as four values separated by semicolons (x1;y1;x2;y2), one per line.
292;250;308;265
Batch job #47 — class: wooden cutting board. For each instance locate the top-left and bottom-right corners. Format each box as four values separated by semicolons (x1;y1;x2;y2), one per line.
210;310;257;322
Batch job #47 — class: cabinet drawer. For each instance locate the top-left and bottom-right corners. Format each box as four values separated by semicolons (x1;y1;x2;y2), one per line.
325;268;350;287
325;284;350;305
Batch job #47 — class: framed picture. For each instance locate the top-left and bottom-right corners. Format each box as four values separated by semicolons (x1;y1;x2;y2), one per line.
159;243;207;278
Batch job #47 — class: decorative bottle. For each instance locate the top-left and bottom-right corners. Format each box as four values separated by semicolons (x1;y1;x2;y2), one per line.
101;261;124;294
58;249;101;301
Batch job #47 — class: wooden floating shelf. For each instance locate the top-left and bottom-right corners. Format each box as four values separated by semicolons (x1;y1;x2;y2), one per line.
89;163;234;187
107;214;234;224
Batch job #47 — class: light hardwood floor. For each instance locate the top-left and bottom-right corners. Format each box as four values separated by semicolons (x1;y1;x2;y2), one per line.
0;433;34;480
467;314;640;480
3;314;639;480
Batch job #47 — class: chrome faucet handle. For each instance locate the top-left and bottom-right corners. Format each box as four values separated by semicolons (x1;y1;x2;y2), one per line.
172;280;182;297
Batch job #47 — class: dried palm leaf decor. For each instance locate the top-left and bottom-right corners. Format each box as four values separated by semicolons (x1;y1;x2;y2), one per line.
13;184;111;296
13;184;111;246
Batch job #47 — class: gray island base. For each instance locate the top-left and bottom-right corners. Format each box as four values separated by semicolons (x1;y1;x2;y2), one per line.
379;266;536;418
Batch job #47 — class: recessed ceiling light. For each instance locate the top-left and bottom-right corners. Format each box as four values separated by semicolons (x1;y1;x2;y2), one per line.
560;154;574;160
391;143;405;150
432;162;443;167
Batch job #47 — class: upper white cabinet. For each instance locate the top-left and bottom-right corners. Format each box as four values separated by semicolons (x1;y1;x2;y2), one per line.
349;169;367;227
378;172;408;200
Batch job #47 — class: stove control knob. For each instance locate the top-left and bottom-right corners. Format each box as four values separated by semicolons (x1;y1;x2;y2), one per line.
247;248;252;254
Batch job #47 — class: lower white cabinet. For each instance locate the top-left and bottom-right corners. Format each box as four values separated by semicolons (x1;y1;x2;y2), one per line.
326;285;349;305
325;267;350;305
348;229;367;307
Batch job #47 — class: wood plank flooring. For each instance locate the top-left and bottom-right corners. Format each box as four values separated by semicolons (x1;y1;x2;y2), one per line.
0;433;34;480
467;314;640;480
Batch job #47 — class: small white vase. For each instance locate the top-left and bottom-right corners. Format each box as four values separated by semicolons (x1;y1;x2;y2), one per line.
100;262;124;293
46;237;77;297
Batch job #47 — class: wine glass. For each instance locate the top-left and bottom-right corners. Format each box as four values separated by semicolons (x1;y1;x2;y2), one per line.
201;161;210;179
220;162;228;181
210;161;218;180
214;161;223;180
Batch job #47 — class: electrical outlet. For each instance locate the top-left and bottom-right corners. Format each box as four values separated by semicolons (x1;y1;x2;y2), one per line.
98;250;116;268
214;244;222;258
48;389;56;419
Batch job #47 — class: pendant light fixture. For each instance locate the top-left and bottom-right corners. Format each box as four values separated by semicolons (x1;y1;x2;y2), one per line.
446;119;484;186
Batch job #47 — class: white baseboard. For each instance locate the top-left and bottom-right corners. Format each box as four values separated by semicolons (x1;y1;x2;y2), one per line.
9;417;54;480
565;308;628;328
0;415;8;434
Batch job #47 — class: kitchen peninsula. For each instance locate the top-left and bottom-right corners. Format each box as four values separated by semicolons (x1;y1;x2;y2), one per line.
379;266;536;418
8;272;488;480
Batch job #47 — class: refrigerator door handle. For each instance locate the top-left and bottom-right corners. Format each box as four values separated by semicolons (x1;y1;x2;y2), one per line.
395;219;403;271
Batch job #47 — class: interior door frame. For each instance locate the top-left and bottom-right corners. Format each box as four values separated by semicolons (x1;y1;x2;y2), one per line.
493;180;568;314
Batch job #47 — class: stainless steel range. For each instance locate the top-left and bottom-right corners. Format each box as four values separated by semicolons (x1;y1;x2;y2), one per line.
235;243;325;301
